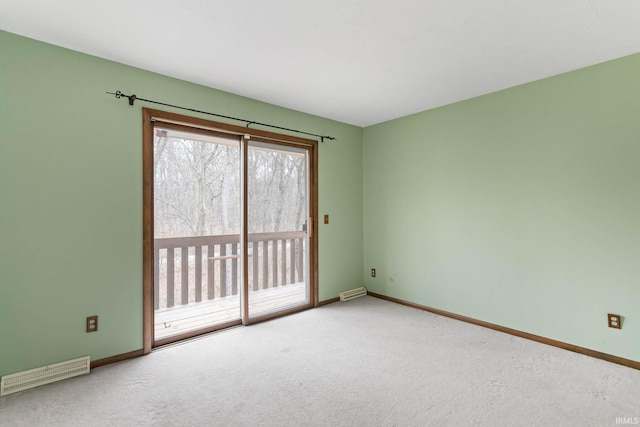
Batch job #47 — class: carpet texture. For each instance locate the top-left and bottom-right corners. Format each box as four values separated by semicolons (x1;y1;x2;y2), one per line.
1;296;639;426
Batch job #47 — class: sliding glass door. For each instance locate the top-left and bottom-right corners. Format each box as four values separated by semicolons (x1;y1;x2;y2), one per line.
152;126;242;343
246;140;310;319
143;109;317;349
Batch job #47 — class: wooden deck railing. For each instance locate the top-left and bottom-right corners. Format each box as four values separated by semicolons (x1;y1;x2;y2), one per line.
154;232;305;310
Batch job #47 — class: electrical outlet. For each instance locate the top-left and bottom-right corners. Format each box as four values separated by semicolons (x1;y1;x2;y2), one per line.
608;313;621;329
86;316;98;333
371;268;376;278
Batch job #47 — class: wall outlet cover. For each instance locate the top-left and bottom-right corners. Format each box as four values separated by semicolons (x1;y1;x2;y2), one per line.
608;313;621;329
86;316;98;332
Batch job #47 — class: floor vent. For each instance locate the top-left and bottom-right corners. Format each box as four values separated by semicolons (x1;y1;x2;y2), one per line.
1;356;90;396
339;287;367;301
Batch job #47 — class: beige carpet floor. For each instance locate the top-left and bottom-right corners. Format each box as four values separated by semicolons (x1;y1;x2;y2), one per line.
1;296;639;426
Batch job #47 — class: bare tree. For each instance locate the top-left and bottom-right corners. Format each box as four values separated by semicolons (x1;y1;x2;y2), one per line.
155;133;306;238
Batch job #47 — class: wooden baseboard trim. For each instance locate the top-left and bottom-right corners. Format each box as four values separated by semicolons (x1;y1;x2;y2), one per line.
317;297;340;306
368;292;639;371
90;349;145;370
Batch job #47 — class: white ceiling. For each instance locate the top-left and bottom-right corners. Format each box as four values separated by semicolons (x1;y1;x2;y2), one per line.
1;1;639;127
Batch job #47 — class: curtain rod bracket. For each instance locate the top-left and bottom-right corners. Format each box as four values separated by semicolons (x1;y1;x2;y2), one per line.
108;90;136;106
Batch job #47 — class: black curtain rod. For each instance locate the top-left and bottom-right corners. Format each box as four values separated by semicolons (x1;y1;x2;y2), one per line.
106;90;335;142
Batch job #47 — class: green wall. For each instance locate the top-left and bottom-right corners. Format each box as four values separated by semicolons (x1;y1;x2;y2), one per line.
0;31;363;377
363;53;640;362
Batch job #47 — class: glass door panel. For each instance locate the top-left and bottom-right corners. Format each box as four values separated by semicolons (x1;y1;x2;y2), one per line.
153;126;241;341
246;141;310;318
